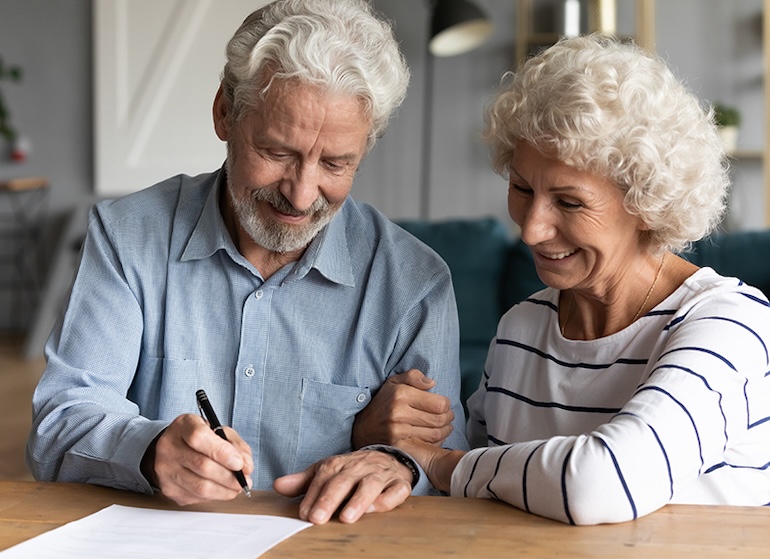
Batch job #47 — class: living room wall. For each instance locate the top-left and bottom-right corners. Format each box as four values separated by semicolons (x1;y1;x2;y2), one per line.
0;0;765;332
0;0;92;332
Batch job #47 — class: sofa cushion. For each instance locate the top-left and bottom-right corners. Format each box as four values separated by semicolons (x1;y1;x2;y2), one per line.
501;239;546;311
460;342;490;403
682;230;770;297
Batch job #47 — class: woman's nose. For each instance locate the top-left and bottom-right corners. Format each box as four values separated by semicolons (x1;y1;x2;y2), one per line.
518;199;557;246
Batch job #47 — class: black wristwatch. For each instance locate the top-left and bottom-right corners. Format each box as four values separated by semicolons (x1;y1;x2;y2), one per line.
367;445;420;488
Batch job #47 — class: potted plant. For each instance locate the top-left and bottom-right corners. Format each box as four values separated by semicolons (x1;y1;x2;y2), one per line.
713;102;741;153
0;55;24;160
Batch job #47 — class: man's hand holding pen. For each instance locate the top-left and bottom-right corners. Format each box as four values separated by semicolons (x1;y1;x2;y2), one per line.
141;412;254;506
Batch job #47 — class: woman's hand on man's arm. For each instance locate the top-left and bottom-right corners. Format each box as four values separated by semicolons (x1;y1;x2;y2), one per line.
352;369;455;449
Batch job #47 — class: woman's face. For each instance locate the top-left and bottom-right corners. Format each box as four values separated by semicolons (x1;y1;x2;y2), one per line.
508;141;647;295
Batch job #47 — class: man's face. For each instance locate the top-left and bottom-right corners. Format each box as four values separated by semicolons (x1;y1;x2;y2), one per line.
215;80;371;254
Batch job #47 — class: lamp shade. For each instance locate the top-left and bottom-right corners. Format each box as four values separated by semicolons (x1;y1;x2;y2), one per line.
429;0;493;57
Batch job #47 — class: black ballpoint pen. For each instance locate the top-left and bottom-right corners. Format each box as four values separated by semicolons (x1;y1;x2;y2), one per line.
195;389;252;497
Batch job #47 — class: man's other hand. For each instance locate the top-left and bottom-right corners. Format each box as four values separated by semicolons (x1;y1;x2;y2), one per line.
274;450;412;524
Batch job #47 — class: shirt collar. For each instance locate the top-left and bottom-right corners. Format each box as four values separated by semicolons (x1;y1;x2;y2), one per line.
290;199;355;287
181;168;236;263
181;169;355;287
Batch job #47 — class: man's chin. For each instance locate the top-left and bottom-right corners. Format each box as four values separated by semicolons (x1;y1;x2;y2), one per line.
242;204;340;254
248;221;320;254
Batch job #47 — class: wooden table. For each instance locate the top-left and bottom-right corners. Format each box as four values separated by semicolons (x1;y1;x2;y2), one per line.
0;481;767;558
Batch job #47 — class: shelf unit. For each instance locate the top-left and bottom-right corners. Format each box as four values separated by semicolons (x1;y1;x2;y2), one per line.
515;0;655;66
731;150;764;160
0;177;49;329
764;0;770;224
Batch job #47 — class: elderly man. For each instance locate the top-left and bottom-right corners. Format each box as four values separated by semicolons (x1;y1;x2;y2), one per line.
27;0;467;524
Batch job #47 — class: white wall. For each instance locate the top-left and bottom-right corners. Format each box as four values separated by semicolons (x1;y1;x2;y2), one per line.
656;0;765;232
90;0;516;226
361;0;514;226
93;0;271;197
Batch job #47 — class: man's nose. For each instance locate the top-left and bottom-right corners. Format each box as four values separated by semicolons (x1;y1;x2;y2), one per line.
281;163;320;213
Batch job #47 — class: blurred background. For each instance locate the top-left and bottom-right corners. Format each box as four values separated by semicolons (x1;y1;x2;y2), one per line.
0;0;765;337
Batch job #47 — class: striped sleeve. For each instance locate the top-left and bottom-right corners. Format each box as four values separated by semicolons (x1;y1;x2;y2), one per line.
452;285;770;525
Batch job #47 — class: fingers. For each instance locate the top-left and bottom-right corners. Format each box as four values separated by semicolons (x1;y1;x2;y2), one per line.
221;426;255;475
352;372;455;448
368;482;413;514
338;475;411;524
363;418;453;446
386;372;451;416
394;423;454;445
291;451;412;525
153;414;253;505
388;368;436;390
274;469;314;497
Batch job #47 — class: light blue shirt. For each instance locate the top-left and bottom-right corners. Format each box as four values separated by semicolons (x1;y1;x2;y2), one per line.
27;169;467;494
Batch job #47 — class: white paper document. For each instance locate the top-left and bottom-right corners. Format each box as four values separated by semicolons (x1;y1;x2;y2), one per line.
0;504;312;559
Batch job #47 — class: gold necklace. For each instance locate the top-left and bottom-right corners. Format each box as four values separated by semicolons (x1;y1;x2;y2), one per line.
631;252;667;323
560;294;573;337
560;253;667;337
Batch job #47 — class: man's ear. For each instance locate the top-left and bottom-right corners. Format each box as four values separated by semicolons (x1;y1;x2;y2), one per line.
213;84;230;141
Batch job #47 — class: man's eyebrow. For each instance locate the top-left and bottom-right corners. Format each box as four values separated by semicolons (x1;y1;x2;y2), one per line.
324;152;360;163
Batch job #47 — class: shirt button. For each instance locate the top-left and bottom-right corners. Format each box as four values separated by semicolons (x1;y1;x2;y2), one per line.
244;365;255;378
356;393;367;403
254;290;263;300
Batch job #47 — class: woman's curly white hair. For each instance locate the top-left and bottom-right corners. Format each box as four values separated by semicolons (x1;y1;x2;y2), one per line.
483;34;730;253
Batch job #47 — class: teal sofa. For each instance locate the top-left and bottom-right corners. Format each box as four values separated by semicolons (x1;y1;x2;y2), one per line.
397;217;770;406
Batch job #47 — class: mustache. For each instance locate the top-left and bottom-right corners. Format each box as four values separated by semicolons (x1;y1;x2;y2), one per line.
251;188;330;217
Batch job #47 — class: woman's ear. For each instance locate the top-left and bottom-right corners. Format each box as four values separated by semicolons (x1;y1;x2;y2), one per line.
212;84;230;141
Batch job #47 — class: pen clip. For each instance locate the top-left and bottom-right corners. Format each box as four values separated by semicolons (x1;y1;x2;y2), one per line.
196;399;206;422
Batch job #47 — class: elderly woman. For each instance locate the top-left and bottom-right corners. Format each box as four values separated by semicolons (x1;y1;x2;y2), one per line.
395;34;770;525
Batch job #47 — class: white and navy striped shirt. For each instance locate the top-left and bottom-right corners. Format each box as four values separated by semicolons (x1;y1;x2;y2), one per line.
455;268;770;524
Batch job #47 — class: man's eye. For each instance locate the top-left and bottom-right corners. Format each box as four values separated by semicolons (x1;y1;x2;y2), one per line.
323;160;348;173
509;183;532;195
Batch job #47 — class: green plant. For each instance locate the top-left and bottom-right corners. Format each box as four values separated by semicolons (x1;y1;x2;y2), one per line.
713;102;741;128
0;56;23;142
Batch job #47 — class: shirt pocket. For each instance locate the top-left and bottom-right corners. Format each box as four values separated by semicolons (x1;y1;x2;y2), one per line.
294;379;371;471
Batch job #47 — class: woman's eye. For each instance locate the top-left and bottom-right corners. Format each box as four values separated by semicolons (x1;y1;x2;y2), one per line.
558;198;582;209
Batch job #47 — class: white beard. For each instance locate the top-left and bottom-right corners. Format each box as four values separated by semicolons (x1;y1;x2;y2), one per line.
225;165;339;254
